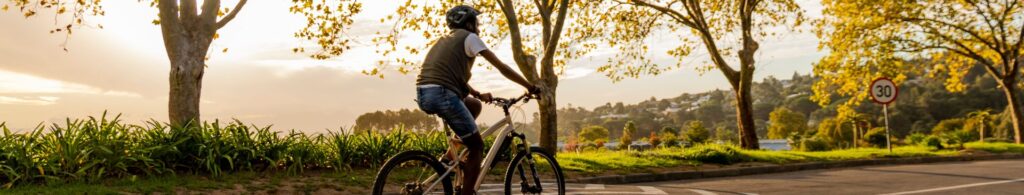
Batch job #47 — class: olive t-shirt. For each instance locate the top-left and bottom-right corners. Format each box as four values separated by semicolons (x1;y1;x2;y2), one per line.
416;29;487;98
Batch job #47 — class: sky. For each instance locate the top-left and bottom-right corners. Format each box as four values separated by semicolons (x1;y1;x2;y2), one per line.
0;1;825;133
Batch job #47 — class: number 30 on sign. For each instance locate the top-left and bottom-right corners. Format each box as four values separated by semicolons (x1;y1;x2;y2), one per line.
870;78;898;104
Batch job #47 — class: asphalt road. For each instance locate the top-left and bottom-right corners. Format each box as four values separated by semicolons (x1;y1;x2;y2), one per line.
482;159;1024;194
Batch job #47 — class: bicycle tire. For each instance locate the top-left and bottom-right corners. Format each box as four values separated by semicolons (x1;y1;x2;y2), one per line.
503;147;565;195
372;151;453;195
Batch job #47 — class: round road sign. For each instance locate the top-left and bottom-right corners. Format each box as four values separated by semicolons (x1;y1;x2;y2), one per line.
870;77;898;104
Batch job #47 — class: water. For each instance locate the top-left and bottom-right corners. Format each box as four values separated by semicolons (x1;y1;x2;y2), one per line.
759;139;791;151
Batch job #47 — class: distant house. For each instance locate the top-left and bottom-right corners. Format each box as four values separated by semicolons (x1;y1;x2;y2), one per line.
785;92;808;99
663;102;683;114
686;95;713;111
600;113;629;119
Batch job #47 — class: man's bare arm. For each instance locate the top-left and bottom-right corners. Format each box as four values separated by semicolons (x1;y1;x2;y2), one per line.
479;50;534;90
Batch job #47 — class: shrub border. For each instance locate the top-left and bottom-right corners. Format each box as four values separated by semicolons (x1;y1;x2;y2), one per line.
570;153;1024;184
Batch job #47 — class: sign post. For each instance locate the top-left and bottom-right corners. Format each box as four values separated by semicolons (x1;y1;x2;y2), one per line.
870;78;898;153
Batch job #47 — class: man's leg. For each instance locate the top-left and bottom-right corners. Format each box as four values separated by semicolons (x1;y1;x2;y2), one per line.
464;97;482;118
438;95;482;194
460;133;484;194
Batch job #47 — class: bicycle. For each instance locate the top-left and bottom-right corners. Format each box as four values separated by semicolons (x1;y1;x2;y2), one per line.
372;92;565;195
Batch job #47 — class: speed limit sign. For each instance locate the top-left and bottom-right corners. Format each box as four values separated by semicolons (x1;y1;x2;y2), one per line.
870;78;898;104
871;77;897;153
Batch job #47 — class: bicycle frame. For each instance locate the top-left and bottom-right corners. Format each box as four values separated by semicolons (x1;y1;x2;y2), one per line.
421;108;526;193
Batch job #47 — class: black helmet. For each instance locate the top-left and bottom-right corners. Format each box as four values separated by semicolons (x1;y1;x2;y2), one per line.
446;5;479;29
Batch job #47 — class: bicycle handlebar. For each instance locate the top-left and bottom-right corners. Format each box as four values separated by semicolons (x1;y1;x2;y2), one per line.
488;92;538;112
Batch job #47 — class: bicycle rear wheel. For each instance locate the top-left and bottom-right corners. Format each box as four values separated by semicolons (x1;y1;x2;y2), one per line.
503;147;565;195
373;151;453;195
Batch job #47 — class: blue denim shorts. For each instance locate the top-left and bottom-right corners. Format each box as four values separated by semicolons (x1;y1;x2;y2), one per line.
416;85;478;140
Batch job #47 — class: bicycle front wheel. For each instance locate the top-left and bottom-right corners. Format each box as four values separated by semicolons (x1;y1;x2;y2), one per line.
373;151;453;195
503;147;565;195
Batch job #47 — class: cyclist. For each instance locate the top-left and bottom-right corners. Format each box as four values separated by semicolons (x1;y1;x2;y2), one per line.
415;5;538;195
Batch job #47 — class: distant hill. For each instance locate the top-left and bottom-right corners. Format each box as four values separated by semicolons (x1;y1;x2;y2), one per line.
356;69;1016;143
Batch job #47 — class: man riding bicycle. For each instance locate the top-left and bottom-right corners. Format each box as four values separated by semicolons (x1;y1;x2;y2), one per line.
415;5;538;195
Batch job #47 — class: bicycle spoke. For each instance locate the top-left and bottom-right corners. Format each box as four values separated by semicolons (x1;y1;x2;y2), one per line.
505;150;564;195
374;151;451;195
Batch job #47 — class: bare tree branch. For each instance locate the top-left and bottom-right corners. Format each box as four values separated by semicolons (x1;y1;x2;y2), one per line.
497;0;539;82
158;0;183;56
216;0;247;29
542;0;569;69
180;0;198;19
899;17;1000;54
199;0;220;31
630;0;697;28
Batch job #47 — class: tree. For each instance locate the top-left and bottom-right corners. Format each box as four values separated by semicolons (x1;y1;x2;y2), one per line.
660;126;679;147
621;121;638;150
354;109;439;132
767;108;808;139
3;0;362;128
932;118;966;135
685;120;710;144
661;126;678;136
332;0;604;155
815;0;1024;144
662;132;679;148
967;109;993;143
815;118;854;148
592;0;805;149
714;126;737;144
577;125;610;144
648;132;661;148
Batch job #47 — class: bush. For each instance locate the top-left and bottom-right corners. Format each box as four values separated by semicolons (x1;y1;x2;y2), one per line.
0;114;457;188
863;127;888;148
815;118;853;148
941;130;973;150
798;136;832;151
931;118;965;135
685;121;710;144
905;133;927;145
922;135;944;149
648;132;661;148
681;145;742;165
578;126;610;144
662;133;679;148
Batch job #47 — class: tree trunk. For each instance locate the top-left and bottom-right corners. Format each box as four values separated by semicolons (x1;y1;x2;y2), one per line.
735;30;760;149
168;53;206;128
980;122;985;143
734;84;759;149
163;30;214;128
1001;79;1023;144
538;85;558;155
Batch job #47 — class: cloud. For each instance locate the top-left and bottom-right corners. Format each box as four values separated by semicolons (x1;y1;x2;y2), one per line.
0;69;142;98
0;96;60;106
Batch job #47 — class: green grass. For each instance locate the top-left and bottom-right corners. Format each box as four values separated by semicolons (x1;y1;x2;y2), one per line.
558;144;988;173
963;142;1024;153
557;149;696;173
7;140;1024;194
740;146;958;163
3;114;1023;193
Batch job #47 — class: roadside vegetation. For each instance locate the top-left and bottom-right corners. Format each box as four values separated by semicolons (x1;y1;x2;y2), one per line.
0;113;448;189
3;114;1023;194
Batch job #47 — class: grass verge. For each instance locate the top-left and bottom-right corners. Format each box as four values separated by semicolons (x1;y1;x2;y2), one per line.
557;143;1012;173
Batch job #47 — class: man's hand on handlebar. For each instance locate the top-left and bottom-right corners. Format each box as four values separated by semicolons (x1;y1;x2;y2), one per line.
528;84;542;95
475;92;494;103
